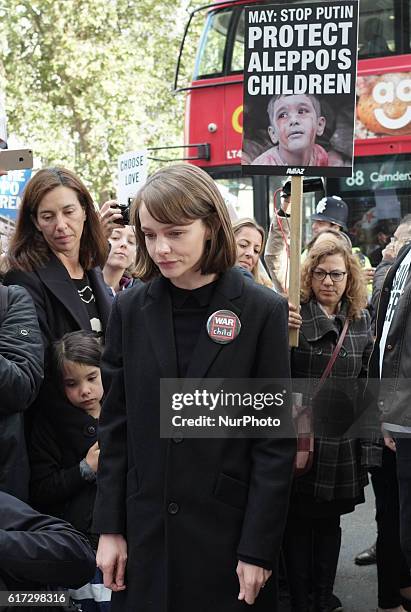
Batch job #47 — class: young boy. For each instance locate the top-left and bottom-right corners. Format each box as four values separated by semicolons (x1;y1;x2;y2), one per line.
252;93;328;167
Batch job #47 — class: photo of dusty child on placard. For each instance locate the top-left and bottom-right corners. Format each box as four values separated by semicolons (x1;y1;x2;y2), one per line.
242;1;359;177
251;93;328;167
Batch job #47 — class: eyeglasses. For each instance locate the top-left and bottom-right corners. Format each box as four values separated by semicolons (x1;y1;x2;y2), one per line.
312;269;347;283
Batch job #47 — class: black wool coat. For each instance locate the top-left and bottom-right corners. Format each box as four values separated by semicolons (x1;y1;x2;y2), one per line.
0;490;95;607
4;253;111;420
4;252;111;349
29;402;98;536
93;268;296;612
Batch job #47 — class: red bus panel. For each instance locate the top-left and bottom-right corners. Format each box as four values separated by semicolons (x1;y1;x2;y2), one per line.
185;4;411;166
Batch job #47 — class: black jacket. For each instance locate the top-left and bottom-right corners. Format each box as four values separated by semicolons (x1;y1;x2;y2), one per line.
0;284;43;501
30;403;98;537
370;259;391;325
0;491;95;611
4;254;111;424
370;243;411;426
94;268;296;612
4;253;111;349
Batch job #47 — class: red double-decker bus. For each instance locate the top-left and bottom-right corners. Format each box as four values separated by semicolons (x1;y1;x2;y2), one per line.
175;0;411;255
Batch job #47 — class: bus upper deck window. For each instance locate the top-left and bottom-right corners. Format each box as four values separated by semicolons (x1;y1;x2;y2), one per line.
358;0;396;58
231;10;245;72
194;9;233;79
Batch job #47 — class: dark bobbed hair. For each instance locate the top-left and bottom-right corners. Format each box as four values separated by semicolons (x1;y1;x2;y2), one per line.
131;164;237;281
301;239;367;319
7;167;108;272
54;331;102;378
267;94;322;124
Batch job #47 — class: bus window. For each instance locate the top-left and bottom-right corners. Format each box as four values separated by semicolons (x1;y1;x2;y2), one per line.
215;176;254;219
230;1;321;74
329;154;411;260
408;0;411;52
231;10;245;72
194;9;233;79
358;0;395;58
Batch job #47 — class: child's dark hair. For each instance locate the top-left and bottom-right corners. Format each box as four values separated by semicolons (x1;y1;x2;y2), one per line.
54;331;102;377
267;94;322;123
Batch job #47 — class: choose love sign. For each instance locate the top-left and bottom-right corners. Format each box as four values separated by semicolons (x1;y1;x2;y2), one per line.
117;149;148;205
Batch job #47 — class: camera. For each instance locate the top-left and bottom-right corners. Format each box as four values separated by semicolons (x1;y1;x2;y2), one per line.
113;198;132;225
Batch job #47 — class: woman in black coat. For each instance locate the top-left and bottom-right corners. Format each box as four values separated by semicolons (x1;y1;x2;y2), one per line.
94;163;296;612
5;167;111;343
3;167;111;420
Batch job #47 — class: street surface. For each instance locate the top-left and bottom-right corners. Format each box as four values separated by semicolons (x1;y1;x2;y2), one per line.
335;484;377;611
279;484;378;611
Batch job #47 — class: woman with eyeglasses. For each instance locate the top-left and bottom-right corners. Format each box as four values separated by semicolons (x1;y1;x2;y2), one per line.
284;237;377;612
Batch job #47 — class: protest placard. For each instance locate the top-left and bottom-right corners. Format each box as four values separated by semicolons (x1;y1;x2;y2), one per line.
117;149;147;204
242;1;359;177
0;169;32;220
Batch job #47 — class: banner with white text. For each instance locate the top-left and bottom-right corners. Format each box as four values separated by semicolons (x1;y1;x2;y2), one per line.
242;1;359;177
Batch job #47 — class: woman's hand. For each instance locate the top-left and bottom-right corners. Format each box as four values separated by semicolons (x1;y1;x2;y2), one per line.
382;426;396;452
99;200;124;240
382;242;397;262
96;534;128;591
236;561;272;604
288;303;302;330
384;436;396;452
363;267;375;283
85;441;100;473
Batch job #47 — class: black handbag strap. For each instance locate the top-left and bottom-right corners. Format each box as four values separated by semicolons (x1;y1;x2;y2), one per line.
0;284;8;325
313;317;350;399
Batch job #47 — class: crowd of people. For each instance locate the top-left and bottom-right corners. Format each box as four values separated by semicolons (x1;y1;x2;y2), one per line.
0;162;410;612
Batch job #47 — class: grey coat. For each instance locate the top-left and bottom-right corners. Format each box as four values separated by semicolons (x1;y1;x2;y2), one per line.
291;300;375;502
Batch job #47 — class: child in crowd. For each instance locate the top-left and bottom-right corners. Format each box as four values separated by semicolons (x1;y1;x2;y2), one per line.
252;93;328;167
29;330;111;612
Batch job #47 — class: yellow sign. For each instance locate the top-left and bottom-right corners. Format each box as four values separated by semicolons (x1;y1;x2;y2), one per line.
232;105;243;134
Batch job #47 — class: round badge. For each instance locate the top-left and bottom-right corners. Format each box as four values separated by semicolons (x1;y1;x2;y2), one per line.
206;310;241;344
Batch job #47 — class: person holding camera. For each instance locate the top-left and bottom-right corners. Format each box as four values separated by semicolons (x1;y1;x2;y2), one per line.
99;200;142;298
103;224;141;298
99;200;127;241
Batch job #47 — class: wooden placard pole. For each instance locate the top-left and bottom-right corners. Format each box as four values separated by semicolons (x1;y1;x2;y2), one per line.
288;176;303;347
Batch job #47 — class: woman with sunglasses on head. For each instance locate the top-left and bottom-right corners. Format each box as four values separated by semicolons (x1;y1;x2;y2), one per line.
93;163;295;612
285;237;377;612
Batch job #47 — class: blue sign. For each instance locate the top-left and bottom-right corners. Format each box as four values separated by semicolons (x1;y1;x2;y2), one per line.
0;169;32;220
